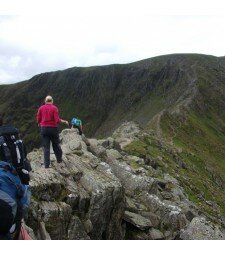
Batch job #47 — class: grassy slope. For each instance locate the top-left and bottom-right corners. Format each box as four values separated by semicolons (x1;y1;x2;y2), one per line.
161;109;225;215
124;113;225;223
124;56;225;222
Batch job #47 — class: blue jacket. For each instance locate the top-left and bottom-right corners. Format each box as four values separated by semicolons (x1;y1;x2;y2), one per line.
0;161;30;229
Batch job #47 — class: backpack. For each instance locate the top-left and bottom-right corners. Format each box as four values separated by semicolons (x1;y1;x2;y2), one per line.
0;161;27;239
71;118;81;126
0;125;31;185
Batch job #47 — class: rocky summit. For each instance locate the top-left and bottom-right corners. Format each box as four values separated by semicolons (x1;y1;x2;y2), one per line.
24;122;225;240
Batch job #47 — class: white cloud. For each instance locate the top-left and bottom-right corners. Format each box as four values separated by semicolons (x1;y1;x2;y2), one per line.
8;55;21;68
0;1;225;84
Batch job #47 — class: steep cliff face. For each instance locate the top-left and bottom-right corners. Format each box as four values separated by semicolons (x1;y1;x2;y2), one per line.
25;123;225;240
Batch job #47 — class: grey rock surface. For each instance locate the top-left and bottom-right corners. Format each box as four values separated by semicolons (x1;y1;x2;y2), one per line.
180;217;225;240
25;124;225;240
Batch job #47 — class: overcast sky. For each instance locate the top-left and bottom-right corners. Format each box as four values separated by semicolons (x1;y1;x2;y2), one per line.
0;0;225;84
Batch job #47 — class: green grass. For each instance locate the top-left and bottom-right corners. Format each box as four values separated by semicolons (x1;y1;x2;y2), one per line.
124;108;225;220
160;109;225;216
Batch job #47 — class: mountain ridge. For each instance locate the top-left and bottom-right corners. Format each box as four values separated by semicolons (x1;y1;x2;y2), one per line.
0;53;224;149
1;53;225;238
0;54;224;147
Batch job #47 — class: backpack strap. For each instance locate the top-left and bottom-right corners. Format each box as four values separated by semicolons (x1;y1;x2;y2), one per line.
0;125;24;168
14;141;22;164
0;135;13;163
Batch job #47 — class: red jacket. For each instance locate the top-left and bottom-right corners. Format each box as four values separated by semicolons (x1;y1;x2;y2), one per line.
36;103;61;127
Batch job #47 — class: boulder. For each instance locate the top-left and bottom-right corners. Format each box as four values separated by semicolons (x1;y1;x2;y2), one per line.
148;228;164;240
123;211;153;230
106;149;123;160
180;217;225;240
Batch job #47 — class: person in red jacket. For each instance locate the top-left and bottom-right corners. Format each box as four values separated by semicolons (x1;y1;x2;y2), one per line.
36;95;69;168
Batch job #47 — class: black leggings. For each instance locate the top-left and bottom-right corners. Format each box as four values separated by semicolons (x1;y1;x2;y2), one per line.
40;127;62;168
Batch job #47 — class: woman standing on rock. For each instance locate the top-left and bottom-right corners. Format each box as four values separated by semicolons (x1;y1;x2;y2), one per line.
36;95;69;168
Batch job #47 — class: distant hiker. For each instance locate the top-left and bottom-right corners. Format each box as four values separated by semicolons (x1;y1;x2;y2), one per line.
36;95;69;168
0;161;30;240
71;117;83;135
0;115;32;185
71;117;90;146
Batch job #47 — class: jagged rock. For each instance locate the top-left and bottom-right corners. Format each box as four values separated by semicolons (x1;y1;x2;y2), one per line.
124;211;153;230
79;163;125;239
108;160;158;195
113;121;140;149
106;149;122;160
180;217;225;240
148;228;164;240
29;201;72;240
126;231;149;240
88;144;106;159
161;191;174;200
38;221;51;240
125;196;148;212
68;139;82;151
88;138;98;147
29;168;64;201
127;155;144;165
139;211;160;228
163;174;180;185
139;192;187;231
25;125;225;240
68;216;90;240
83;219;93;234
26;130;125;240
125;197;160;228
185;210;196;222
98;137;115;149
114;137;133;150
113;121;140;140
164;230;173;239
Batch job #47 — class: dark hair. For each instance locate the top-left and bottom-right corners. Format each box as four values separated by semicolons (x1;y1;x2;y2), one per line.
0;115;3;126
0;199;14;235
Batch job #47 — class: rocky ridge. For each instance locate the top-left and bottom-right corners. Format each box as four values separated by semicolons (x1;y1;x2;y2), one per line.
25;122;225;240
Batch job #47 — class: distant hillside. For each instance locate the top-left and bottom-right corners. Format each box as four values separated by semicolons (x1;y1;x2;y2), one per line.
0;54;225;152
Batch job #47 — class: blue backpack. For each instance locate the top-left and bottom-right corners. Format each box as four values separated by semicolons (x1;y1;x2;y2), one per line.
71;118;81;126
0;161;30;239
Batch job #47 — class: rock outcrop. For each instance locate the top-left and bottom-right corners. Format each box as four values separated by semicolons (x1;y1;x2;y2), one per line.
25;122;225;240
